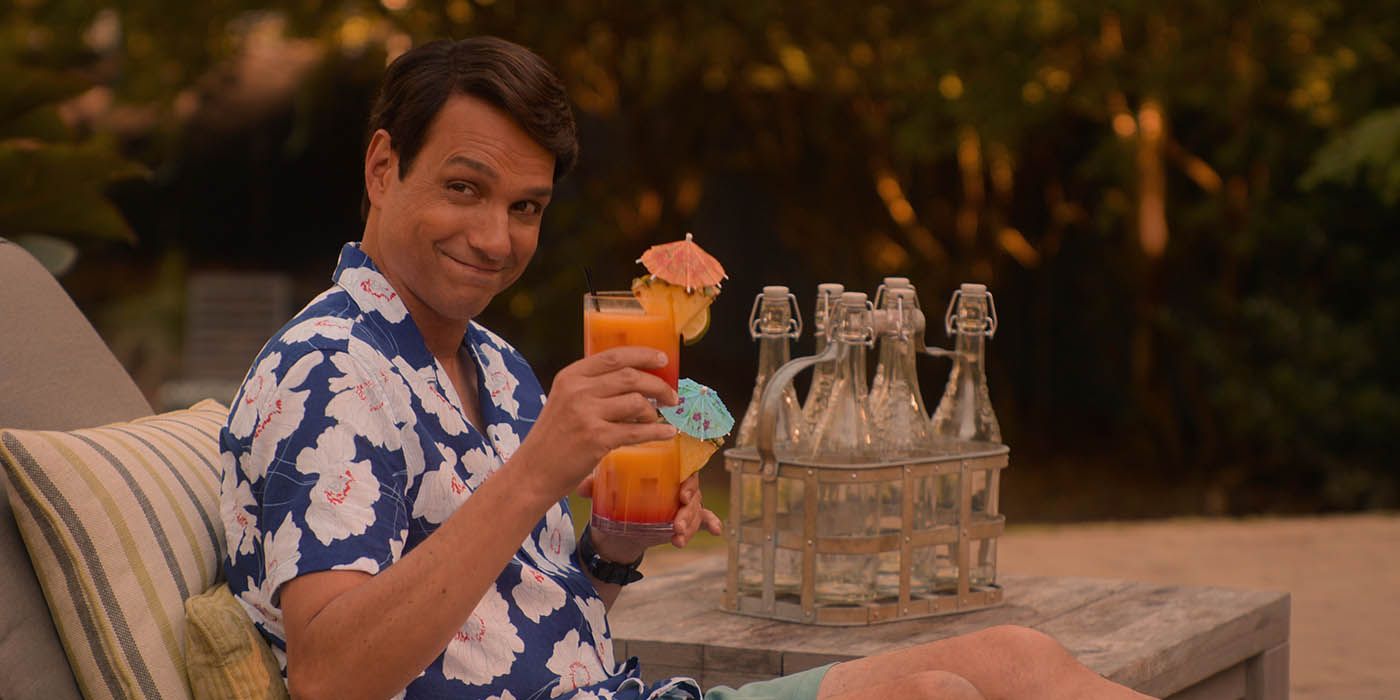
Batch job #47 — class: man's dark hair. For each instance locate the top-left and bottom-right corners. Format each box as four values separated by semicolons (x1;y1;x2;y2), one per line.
362;36;578;218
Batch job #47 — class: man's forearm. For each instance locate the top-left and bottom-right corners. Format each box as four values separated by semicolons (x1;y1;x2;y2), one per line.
283;457;557;700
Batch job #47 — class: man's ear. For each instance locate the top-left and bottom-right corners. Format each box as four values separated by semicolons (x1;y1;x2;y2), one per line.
364;129;396;209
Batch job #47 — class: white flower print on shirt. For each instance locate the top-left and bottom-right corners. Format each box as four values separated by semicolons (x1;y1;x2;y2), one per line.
413;442;468;525
229;352;281;439
393;357;468;436
512;563;566;623
461;444;501;491
575;596;614;670
339;266;408;323
486;423;521;462
245;353;323;482
295;425;382;546
391;528;407;562
282;315;353;344
520;502;575;575
475;323;511;351
348;337;416;423
483;692;517;700
398;421;428;486
332;556;381;575
327;351;401;451
478;344;521;419
545;629;608;698
442;584;524;687
221;462;257;563
240;513;302;639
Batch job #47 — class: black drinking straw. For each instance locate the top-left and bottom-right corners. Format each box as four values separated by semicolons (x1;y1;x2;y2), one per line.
584;267;600;310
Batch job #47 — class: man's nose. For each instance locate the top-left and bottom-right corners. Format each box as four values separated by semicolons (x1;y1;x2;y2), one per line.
469;205;512;263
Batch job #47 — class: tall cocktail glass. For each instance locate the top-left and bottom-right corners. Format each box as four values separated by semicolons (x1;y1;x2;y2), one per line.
584;292;681;538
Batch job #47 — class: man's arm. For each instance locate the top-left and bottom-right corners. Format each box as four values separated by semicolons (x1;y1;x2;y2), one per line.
278;347;678;700
281;457;555;700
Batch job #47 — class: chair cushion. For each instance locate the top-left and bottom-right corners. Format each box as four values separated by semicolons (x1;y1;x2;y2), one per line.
0;237;155;700
0;238;153;431
0;400;228;700
183;584;288;700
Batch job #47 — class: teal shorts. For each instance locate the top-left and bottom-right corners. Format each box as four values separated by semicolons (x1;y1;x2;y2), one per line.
702;663;836;700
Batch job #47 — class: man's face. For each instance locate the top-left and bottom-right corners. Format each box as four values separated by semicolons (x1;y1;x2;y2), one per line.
365;93;555;325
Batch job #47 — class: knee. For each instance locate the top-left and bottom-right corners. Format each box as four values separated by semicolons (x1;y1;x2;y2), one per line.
973;625;1075;666
903;670;985;700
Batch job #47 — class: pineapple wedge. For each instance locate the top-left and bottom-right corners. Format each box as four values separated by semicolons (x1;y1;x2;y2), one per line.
632;275;719;343
677;433;724;481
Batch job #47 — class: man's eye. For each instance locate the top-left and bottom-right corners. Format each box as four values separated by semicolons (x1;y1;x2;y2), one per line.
511;201;544;216
447;181;477;195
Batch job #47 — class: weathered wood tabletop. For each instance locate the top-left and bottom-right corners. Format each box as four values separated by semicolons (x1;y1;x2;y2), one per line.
610;555;1289;700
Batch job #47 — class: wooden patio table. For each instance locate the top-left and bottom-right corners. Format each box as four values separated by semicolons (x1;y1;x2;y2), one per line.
609;554;1290;699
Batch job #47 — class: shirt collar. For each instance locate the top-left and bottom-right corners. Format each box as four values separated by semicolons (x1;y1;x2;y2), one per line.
331;241;486;388
332;241;416;328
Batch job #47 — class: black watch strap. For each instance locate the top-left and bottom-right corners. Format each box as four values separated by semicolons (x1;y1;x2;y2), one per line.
578;525;644;586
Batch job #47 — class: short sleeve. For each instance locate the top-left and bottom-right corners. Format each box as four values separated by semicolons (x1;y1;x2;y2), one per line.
251;348;412;599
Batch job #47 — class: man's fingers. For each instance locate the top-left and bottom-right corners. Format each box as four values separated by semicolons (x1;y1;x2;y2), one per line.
670;495;708;549
608;421;677;449
576;475;595;499
596;393;661;424
578;347;670;377
701;508;723;535
678;475;700;504
584;366;678;407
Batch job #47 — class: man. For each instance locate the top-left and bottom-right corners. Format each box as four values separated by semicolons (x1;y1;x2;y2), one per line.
221;36;1153;700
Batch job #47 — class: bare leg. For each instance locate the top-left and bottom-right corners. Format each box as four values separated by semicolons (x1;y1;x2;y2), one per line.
816;625;1156;700
823;670;985;700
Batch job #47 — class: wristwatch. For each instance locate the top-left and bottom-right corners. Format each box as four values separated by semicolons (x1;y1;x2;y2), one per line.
577;525;644;586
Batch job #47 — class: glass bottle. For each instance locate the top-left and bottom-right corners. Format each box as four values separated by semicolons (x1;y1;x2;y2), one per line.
735;286;803;596
736;286;803;448
868;277;912;409
799;283;844;439
929;283;1000;444
806;292;875;460
870;286;929;457
928;283;1001;589
869;286;933;598
810;292;879;603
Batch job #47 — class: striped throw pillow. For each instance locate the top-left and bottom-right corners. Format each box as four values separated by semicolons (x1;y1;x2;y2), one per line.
0;399;229;700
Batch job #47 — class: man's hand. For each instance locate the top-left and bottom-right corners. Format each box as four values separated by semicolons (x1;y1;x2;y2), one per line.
671;474;724;548
577;473;723;562
511;347;678;502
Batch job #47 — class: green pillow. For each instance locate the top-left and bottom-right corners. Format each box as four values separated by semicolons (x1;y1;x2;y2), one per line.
183;583;289;700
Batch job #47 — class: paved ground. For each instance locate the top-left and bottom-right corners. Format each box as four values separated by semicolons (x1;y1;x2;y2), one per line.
644;513;1400;699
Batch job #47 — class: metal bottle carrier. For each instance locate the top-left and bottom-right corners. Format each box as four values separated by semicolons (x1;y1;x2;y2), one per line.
722;293;1009;626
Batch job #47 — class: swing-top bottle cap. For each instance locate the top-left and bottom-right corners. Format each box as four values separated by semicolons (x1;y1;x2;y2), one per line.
817;282;844;295
888;287;917;300
960;283;988;295
840;291;868;306
761;285;789;299
883;276;912;288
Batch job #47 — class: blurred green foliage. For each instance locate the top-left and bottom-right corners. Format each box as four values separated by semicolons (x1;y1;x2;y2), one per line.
5;0;1396;517
0;61;146;248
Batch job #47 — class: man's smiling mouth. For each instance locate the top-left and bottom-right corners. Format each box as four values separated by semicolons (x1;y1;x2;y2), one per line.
437;246;503;274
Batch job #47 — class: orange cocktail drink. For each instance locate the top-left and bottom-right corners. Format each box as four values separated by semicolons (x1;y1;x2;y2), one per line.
584;292;681;536
584;292;679;390
591;439;682;533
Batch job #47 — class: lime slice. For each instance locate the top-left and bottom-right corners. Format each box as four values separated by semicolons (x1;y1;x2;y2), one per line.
681;306;710;345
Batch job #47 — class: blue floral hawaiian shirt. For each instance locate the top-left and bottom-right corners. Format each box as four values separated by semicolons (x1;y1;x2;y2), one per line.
221;242;702;700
